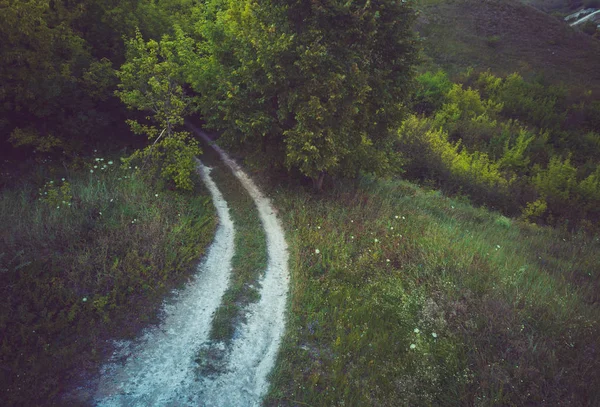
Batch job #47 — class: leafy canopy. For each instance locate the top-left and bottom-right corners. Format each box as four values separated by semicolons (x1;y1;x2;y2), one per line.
116;29;200;190
190;0;418;188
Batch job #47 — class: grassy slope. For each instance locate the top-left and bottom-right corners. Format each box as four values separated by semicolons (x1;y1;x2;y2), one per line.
416;0;600;95
0;160;216;404
265;176;599;406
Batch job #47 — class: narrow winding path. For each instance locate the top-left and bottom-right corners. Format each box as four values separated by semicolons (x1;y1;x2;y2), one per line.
189;125;290;406
88;127;289;406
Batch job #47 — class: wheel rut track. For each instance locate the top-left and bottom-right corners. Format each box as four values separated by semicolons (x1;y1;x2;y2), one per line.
87;126;289;406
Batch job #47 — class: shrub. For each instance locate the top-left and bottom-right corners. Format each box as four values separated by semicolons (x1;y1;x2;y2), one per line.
413;70;453;115
398;115;511;207
476;72;567;131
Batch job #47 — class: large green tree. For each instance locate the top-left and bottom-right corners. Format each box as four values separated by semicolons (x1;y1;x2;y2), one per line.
116;29;200;190
191;0;418;188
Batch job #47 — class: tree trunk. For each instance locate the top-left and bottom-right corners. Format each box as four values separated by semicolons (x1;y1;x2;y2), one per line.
312;172;325;191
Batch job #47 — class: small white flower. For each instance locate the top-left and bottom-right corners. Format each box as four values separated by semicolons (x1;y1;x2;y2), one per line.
386;259;390;262
61;178;65;181
351;236;354;239
414;328;420;333
374;238;379;243
99;212;102;215
390;227;394;230
90;169;94;173
497;245;501;249
110;199;113;202
94;165;98;169
315;249;320;254
317;226;321;229
402;216;406;220
432;332;438;338
410;344;416;350
82;297;87;302
395;215;399;219
155;194;159;197
108;161;113;165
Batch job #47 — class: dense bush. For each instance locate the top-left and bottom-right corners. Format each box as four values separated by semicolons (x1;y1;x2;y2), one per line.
398;71;600;231
398;115;512;209
413;70;453;115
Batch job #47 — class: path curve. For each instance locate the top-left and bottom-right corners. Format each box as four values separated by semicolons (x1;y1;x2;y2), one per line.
84;127;289;406
91;162;236;406
188;124;290;406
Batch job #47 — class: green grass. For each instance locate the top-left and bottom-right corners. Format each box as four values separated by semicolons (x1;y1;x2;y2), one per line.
265;175;600;406
0;158;216;405
198;143;268;344
414;0;600;95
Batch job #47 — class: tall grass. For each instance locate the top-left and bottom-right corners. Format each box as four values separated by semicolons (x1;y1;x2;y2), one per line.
265;175;600;406
0;159;216;405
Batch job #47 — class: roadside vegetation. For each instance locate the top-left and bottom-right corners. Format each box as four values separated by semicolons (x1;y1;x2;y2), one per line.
265;176;600;406
0;159;216;404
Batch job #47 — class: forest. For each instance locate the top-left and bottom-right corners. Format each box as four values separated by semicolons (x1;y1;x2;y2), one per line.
1;0;600;405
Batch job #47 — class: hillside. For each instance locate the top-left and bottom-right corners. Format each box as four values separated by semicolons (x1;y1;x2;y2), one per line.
264;174;600;406
416;0;600;94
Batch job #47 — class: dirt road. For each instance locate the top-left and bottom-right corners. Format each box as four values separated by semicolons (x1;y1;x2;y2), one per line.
87;127;289;406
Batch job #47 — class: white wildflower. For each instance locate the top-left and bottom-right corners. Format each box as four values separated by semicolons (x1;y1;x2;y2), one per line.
315;249;320;254
410;344;416;350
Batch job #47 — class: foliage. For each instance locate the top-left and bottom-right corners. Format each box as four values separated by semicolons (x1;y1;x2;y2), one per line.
0;0;120;154
476;72;567;131
413;70;453;114
398;115;511;207
116;29;200;190
404;70;600;231
191;0;418;188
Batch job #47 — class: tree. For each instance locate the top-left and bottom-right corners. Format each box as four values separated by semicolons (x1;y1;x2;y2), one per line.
191;0;418;189
116;29;200;190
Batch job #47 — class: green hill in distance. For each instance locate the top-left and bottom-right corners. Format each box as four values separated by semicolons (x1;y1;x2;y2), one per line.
416;0;600;95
